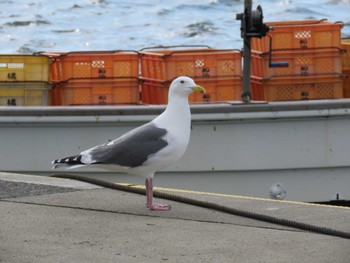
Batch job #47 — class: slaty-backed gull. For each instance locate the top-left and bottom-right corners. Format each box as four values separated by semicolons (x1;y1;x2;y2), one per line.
52;76;206;211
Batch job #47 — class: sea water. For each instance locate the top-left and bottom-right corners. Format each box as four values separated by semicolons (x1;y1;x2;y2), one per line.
0;0;349;53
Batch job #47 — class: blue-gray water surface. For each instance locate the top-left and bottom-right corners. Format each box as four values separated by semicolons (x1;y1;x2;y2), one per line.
0;0;349;53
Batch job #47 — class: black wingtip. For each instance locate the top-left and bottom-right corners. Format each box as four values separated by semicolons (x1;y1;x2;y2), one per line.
52;155;83;165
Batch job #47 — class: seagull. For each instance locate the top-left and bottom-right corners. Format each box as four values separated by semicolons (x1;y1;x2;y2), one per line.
52;76;206;211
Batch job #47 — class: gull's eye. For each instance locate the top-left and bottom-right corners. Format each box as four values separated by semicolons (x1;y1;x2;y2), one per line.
180;80;185;84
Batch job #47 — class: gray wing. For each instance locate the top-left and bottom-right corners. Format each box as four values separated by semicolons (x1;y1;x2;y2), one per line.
86;123;168;168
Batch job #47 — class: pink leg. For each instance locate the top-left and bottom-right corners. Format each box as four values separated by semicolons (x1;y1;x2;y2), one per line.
145;178;171;211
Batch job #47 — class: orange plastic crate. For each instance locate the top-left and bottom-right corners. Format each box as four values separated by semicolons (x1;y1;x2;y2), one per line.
343;69;350;98
341;39;350;70
341;40;350;97
0;55;50;81
251;47;343;78
50;51;139;82
141;77;250;104
140;49;242;80
251;20;343;52
52;78;140;106
251;74;344;101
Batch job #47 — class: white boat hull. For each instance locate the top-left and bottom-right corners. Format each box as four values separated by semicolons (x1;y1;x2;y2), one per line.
1;100;350;202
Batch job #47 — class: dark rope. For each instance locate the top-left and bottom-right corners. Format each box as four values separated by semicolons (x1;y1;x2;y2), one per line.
52;173;350;240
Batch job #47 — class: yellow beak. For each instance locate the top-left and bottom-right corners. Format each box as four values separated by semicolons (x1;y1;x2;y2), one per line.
191;85;206;93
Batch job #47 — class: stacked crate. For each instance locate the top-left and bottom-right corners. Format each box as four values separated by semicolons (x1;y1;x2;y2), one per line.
341;39;350;97
139;47;245;104
250;19;345;101
0;54;51;106
49;51;140;106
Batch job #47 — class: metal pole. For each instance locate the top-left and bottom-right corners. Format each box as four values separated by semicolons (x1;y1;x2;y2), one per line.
241;0;252;103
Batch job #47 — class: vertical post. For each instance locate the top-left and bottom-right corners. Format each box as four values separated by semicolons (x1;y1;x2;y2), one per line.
241;0;252;103
237;1;270;102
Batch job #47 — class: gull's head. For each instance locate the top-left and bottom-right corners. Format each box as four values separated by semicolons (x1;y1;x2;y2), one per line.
168;76;206;98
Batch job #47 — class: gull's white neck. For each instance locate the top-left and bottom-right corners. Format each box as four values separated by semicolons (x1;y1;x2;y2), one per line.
153;95;191;129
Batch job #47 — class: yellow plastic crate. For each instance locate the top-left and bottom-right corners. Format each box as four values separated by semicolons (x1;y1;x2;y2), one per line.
0;82;51;106
0;55;50;81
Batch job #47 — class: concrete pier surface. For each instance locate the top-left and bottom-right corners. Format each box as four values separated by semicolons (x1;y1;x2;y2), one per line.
1;172;349;263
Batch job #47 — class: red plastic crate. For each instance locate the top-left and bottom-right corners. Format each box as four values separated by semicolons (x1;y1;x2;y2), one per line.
141;77;252;104
140;48;242;80
251;74;344;101
52;78;140;106
252;19;343;52
251;47;343;78
50;51;139;82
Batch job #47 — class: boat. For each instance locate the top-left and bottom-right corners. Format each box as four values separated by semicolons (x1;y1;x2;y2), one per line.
0;1;349;204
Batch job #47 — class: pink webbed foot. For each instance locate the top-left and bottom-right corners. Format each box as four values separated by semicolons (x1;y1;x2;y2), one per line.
148;203;171;211
145;178;171;211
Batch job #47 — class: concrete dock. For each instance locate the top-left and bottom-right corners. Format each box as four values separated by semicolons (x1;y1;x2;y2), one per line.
1;172;349;263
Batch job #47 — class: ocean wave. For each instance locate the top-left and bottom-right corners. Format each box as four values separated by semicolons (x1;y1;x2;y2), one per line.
4;20;51;27
175;3;215;11
51;29;80;34
157;8;171;16
182;21;218;38
326;0;350;4
283;7;327;16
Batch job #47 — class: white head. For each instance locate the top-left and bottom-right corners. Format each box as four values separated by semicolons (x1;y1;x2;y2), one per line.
168;76;206;99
